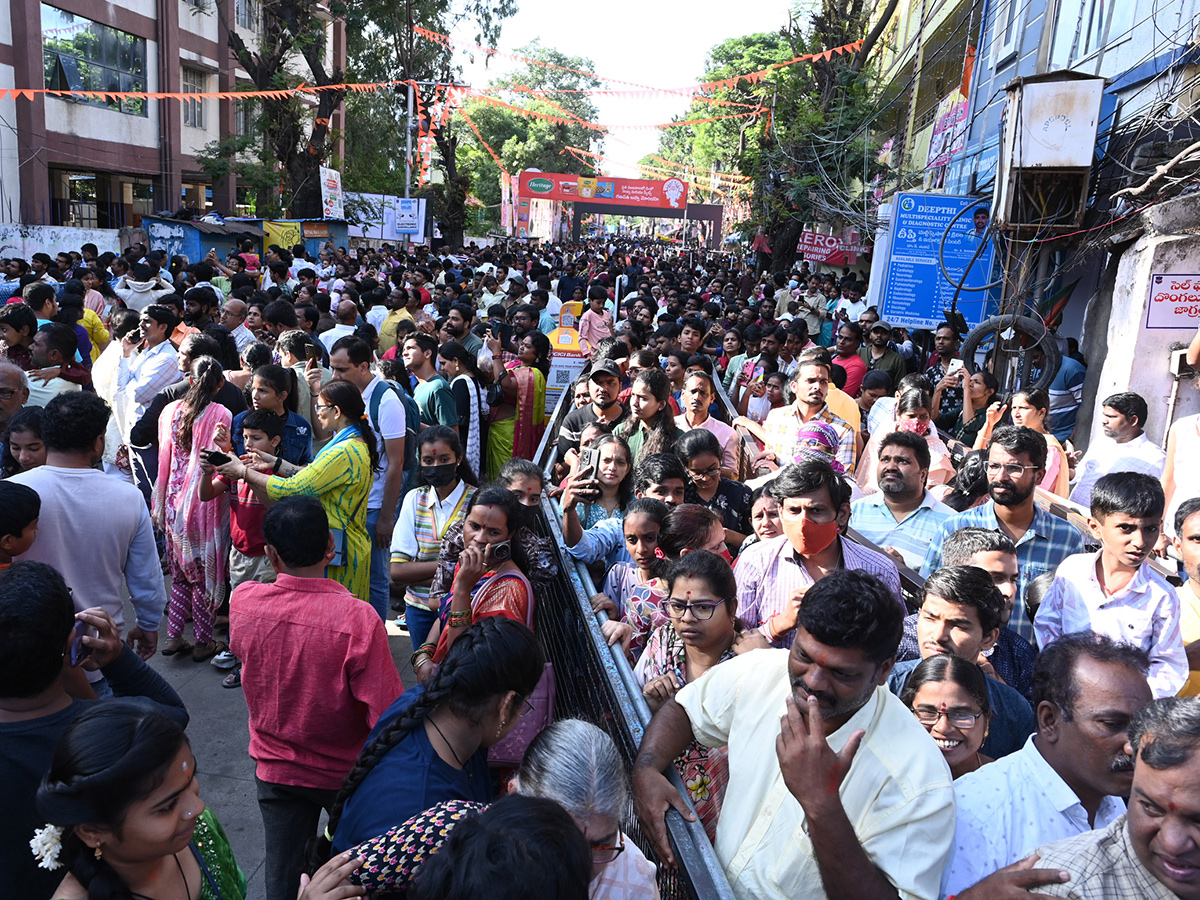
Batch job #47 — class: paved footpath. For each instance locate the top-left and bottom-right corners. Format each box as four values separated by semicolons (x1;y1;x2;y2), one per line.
131;597;415;900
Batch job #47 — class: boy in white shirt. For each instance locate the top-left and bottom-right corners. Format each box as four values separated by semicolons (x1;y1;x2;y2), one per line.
1035;471;1186;697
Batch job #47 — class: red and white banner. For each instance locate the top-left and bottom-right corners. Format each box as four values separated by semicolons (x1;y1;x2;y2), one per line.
797;229;871;266
518;172;689;210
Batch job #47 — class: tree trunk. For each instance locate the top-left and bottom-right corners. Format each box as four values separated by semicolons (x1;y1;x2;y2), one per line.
770;218;804;274
434;128;468;249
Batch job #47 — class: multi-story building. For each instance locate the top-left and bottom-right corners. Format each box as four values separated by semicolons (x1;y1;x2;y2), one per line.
0;0;344;226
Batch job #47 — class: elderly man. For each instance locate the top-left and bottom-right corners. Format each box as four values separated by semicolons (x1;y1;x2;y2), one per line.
849;430;954;569
319;299;358;351
1069;391;1165;507
888;565;1034;758
634;569;955;900
1023;694;1200;900
220;298;257;353
0;361;30;451
922;426;1088;640
943;632;1153;898
736;458;902;648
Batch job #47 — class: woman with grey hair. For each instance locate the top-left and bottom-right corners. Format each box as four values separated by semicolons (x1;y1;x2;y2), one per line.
342;719;660;899
516;719;659;898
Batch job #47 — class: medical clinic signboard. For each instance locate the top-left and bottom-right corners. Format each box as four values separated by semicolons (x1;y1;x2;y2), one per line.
518;172;689;210
879;192;997;330
1145;274;1200;328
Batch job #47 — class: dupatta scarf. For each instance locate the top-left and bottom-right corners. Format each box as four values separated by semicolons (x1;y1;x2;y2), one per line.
153;399;231;603
510;364;547;462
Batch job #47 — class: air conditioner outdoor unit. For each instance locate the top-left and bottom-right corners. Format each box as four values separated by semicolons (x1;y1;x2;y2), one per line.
992;72;1106;231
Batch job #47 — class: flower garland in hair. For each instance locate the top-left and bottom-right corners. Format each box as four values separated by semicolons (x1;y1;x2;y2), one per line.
30;824;64;870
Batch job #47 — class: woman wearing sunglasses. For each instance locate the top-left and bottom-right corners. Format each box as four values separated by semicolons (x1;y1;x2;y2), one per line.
632;550;766;842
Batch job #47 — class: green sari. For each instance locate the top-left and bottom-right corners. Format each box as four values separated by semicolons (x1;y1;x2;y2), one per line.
193;809;247;900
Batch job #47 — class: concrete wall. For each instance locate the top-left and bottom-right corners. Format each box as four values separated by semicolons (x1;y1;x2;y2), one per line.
1082;193;1200;451
0;223;123;258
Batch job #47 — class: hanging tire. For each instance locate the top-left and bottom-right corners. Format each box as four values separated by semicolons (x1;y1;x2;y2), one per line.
959;315;1061;391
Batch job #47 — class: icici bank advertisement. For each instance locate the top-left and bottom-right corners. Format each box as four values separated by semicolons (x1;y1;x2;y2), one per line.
518;172;689;210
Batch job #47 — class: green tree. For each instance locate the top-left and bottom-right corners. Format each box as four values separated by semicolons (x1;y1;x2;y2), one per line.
454;42;603;232
198;0;347;218
343;0;518;248
656;0;899;273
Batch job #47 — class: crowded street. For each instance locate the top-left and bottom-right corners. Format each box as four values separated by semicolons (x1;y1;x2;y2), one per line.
5;1;1200;900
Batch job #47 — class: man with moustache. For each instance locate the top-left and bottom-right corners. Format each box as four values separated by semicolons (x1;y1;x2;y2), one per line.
633;569;955;900
1028;695;1200;900
941;633;1152;898
922;426;1088;640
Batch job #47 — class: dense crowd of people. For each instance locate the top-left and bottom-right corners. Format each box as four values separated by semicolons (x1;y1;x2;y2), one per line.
2;235;1199;900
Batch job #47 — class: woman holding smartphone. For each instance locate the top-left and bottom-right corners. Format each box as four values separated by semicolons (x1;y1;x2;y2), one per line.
412;487;536;681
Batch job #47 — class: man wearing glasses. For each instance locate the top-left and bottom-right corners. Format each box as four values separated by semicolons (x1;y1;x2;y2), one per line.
921;426;1087;640
220;298;257;353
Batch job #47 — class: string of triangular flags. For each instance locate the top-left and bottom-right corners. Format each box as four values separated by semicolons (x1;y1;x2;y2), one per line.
412;26;863;97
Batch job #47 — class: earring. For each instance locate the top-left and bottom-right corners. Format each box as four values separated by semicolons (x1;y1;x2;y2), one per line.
94;846;103;861
496;719;506;738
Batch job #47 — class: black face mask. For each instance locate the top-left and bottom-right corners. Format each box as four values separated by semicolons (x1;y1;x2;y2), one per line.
422;463;458;488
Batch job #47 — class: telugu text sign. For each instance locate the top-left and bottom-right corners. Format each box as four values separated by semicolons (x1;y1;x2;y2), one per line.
518;172;689;209
879;192;996;330
1145;274;1200;329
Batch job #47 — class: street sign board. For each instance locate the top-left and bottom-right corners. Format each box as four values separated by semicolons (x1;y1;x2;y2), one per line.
879;192;996;330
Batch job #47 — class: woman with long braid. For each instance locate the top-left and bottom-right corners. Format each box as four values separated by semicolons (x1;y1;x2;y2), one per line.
323;617;544;856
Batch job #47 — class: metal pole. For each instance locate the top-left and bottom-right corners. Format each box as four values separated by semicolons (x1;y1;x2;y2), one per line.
402;81;414;251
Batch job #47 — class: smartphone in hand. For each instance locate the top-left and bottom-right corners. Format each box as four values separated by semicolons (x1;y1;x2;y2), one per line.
203;449;234;467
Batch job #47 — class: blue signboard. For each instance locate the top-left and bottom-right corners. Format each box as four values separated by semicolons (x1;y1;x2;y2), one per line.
879;192;997;330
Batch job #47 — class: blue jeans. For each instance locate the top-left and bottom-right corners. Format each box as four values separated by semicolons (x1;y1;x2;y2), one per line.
405;603;439;649
364;507;389;621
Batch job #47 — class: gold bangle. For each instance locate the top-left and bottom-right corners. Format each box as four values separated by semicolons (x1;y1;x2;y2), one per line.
448;609;473;628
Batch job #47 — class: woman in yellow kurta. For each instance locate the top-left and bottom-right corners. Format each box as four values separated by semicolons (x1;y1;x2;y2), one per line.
216;379;377;601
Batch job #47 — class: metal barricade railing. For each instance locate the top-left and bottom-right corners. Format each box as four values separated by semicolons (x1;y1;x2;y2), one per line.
530;388;736;900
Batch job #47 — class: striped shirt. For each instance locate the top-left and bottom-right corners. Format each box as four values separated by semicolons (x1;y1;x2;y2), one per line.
849;491;955;570
921;501;1087;641
761;404;855;470
735;534;903;647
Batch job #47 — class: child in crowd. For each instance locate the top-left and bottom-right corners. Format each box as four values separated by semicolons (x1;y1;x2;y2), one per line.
1;406;46;477
578;287;614;359
0;480;40;569
1035;471;1186;697
200;410;284;687
592;497;669;627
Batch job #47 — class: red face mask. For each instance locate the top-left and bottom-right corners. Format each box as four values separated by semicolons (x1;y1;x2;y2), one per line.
793;517;840;556
717;546;733;564
897;418;931;436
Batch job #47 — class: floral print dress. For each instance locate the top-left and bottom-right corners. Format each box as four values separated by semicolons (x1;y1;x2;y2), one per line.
633;625;733;843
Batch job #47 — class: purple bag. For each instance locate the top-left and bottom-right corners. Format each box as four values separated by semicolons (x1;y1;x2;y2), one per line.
486;570;555;768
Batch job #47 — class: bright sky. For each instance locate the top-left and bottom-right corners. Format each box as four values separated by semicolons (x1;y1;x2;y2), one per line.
451;0;798;178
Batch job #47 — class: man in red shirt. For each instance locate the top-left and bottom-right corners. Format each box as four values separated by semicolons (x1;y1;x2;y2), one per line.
833;321;868;397
231;496;403;900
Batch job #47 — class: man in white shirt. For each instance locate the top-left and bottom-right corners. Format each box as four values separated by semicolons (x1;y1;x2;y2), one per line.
1069;391;1165;507
219;299;257;353
634;569;954;900
319;299;359;352
316;335;406;621
941;633;1153;898
117;305;182;500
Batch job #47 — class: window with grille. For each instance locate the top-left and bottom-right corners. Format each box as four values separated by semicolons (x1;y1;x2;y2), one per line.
182;67;206;128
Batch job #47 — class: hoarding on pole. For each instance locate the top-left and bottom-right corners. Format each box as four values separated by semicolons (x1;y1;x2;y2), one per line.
319;167;344;219
878;192;996;330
